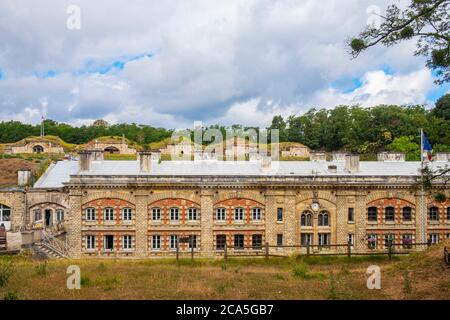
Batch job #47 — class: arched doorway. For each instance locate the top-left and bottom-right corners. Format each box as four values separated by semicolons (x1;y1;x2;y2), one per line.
0;204;11;230
33;145;44;154
104;146;120;154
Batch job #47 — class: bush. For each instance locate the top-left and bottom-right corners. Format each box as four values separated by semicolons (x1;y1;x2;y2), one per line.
0;259;14;287
35;261;47;276
4;291;19;300
292;263;326;280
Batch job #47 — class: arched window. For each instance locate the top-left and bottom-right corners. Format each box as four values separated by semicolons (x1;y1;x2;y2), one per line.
429;207;439;221
301;211;313;227
318;211;329;226
33;145;44;154
367;207;378;222
402;207;412;221
384;207;395;221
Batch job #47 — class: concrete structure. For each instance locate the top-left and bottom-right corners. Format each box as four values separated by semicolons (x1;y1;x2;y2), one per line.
88;136;136;155
377;152;406;162
281;145;310;158
1;151;449;258
4;138;64;154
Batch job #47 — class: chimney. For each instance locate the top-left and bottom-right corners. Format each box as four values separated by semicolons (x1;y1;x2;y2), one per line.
78;151;93;172
310;152;327;161
91;149;104;161
17;169;32;187
435;152;450;162
331;152;348;161
139;151;152;172
345;155;360;174
377;152;405;162
260;156;272;173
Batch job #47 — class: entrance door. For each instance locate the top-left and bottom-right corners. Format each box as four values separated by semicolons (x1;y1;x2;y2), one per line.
45;209;52;227
0;204;11;231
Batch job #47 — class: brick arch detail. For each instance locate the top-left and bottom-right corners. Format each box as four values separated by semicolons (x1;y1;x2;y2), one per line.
213;198;264;209
82;198;135;210
29;202;67;210
81;191;135;206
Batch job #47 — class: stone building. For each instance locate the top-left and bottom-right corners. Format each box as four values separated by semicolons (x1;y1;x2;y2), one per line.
281;144;310;158
87;136;136;155
0;151;449;258
4;138;64;154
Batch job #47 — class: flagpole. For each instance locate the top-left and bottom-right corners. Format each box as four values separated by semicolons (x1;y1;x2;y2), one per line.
420;128;426;248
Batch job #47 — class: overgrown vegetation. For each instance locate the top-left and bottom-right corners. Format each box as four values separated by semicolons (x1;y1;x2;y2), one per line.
0;258;14;287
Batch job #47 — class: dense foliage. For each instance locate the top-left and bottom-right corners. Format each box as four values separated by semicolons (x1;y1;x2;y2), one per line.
0;120;172;146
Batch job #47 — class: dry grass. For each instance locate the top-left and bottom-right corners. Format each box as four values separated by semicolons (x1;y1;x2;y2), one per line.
0;158;40;187
1;245;449;300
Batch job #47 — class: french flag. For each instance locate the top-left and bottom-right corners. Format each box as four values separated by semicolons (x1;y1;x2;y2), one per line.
422;131;433;161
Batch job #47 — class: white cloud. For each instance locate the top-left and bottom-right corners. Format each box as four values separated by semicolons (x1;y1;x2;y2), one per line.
0;0;443;128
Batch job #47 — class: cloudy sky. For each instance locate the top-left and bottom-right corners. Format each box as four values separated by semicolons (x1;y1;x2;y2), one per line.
0;0;448;129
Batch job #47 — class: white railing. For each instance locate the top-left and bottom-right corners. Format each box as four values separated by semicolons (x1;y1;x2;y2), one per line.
41;229;69;258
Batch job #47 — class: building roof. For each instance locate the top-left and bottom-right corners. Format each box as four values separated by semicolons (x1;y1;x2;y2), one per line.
33;159;450;189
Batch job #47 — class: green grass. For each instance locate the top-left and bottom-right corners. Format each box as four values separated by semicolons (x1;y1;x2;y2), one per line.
104;154;137;161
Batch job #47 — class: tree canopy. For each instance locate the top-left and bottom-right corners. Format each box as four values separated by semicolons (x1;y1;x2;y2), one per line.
349;0;450;84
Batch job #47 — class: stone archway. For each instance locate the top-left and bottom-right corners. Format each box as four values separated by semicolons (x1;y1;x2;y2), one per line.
33;145;44;154
104;146;120;154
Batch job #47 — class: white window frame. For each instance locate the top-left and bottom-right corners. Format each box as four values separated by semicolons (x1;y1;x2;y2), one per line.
85;235;96;251
122;235;133;250
103;235;114;251
429;233;439;244
347;233;354;246
188;235;197;249
152;235;161;250
85;207;96;221
169;208;179;222
216;208;226;221
152;208;161;221
252;208;262;221
384;234;395;248
122;208;132;222
301;233;313;246
104;207;115;222
56;209;64;222
368;234;377;249
169;235;178;250
318;233;330;246
234;207;244;221
187;208;198;221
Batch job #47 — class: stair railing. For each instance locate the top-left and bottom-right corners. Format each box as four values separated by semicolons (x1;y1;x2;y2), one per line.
41;229;69;258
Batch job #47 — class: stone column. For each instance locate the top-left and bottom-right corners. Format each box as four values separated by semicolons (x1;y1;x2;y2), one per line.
415;191;427;246
335;192;348;247
67;189;82;258
200;188;214;256
264;189;285;255
355;190;367;252
284;190;297;252
134;190;149;258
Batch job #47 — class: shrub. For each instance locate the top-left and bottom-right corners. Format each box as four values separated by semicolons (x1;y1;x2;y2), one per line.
0;259;15;287
4;291;19;300
35;261;47;276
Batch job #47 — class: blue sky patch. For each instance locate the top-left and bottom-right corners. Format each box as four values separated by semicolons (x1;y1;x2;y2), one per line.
75;53;153;76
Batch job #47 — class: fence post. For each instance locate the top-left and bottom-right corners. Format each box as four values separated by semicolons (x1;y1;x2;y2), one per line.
190;237;194;260
388;242;392;260
176;237;180;264
347;240;351;258
224;242;227;261
306;243;310;256
265;242;269;260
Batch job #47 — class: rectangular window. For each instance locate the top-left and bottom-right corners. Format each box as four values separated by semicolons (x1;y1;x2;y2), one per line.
170;208;179;221
318;233;330;247
301;233;313;246
104;235;114;250
152;235;161;250
104;208;114;221
384;234;395;248
188;235;197;249
234;208;244;221
252;234;262;249
188;208;198;221
447;207;450;220
234;234;244;249
277;234;283;247
447;233;450;239
368;234;377;249
122;208;132;221
277;208;283;222
216;234;226;250
402;234;413;249
429;207;439;221
169;235;179;250
367;207;378;222
216;208;226;221
122;235;133;250
347;233;354;246
34;210;42;222
86;235;96;250
385;207;395;221
152;208;161;221
56;210;64;222
85;208;95;221
429;234;439;244
348;208;354;223
252;208;262;221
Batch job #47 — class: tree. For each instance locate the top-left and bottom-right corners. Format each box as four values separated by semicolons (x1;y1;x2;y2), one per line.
269;115;288;142
432;93;450;119
387;136;420;160
349;0;450;84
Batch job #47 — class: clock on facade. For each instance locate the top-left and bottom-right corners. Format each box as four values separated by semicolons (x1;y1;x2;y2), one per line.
311;202;320;212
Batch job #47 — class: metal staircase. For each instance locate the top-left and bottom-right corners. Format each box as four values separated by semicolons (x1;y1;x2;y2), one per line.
34;229;69;259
